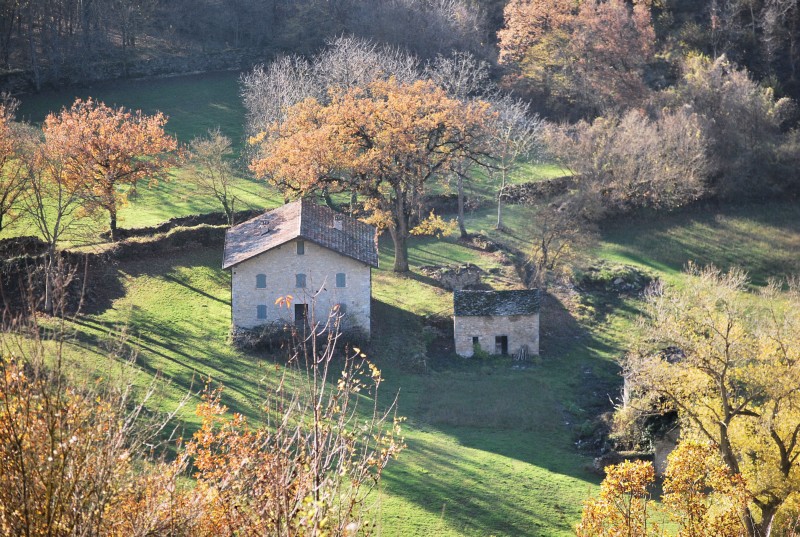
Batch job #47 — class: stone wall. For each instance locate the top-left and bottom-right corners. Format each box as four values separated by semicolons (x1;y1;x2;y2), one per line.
231;238;372;335
454;313;539;358
1;49;261;94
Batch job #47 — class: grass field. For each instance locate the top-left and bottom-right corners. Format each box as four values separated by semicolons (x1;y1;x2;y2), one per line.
53;240;609;537
13;73;800;536
17;71;247;145
57;195;800;535
13;71;562;234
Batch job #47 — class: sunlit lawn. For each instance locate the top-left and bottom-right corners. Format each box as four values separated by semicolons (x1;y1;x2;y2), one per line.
14;72;800;536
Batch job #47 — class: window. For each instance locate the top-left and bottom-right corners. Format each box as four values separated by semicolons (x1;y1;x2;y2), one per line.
336;272;346;288
296;273;306;288
335;303;347;315
255;274;267;288
472;336;479;346
296;240;305;255
257;305;267;320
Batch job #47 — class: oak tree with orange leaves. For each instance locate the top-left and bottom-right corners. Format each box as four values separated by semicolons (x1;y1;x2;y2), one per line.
250;78;493;272
43;99;177;241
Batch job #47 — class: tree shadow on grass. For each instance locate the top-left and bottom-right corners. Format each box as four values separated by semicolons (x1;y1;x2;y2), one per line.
381;430;595;536
372;289;621;535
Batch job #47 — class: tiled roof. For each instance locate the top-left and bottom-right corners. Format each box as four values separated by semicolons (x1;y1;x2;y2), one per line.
223;199;378;269
453;289;541;317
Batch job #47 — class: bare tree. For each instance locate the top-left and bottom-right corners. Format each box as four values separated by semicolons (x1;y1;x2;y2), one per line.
314;35;420;90
17;126;88;312
188;128;238;225
527;195;597;287
664;55;795;199
241;54;317;142
242;36;423;147
489;94;543;230
424;51;495;238
424;50;492;99
545;108;709;217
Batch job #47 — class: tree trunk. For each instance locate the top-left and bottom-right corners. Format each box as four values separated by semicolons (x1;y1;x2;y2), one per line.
391;191;410;272
109;209;118;242
44;249;54;313
323;188;335;210
390;227;409;272
496;169;507;230
457;174;468;238
26;4;40;92
223;197;234;226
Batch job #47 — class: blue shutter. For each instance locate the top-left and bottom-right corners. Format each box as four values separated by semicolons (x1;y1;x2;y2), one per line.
296;274;306;288
255;274;267;288
296;240;305;255
336;272;346;287
256;305;267;320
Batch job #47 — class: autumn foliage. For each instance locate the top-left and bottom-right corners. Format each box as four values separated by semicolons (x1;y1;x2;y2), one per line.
577;442;750;536
576;460;660;537
0;98;26;232
42;99;177;241
498;0;655;114
0;299;402;535
250;77;493;272
623;266;800;536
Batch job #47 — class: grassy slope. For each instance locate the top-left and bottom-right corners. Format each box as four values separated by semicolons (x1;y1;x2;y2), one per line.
19;73;800;536
14;72;280;233
598;202;800;286
62;227;611;536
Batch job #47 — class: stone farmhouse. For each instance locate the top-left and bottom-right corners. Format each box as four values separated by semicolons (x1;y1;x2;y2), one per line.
453;289;540;358
222;199;378;336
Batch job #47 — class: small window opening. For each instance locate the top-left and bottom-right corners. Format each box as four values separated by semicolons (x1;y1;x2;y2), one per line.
296;273;306;288
257;304;267;320
335;303;347;315
495;336;508;355
336;272;346;288
472;336;479;346
255;274;267;288
296;240;305;255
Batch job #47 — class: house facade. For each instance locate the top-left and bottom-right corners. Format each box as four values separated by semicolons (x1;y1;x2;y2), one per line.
223;200;378;336
453;289;540;358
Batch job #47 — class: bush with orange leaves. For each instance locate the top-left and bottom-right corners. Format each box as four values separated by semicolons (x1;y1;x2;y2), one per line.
186;302;404;536
0;292;402;536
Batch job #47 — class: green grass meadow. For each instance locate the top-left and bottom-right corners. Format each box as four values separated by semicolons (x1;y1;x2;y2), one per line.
11;73;800;536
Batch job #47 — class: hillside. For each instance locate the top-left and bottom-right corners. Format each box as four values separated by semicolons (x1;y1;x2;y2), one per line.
7;73;800;536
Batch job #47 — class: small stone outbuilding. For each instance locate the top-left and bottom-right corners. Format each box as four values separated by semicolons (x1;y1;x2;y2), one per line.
223;199;378;336
453;289;540;358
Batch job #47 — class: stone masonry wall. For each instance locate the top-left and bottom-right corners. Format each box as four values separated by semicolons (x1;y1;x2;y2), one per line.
231;238;372;335
454;314;539;357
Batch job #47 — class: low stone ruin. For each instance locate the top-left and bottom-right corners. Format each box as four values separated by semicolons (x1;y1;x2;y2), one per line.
419;263;484;290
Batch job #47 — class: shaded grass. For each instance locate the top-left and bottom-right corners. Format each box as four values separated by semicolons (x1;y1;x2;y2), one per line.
52;230;618;536
17;71;247;146
598;201;800;286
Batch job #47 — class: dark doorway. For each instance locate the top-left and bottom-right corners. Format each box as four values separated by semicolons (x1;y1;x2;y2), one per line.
495;335;508;355
295;303;308;326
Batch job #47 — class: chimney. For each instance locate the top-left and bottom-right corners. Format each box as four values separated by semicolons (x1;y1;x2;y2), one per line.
333;214;343;231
